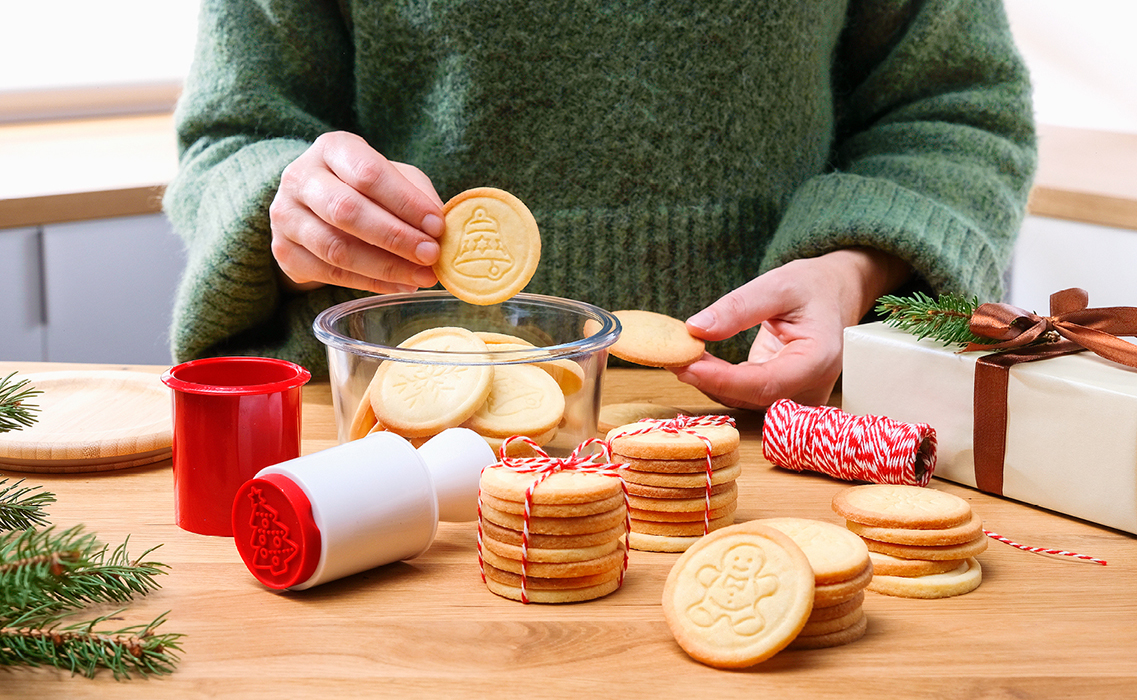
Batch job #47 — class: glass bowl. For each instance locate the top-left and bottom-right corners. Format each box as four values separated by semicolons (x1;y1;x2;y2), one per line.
313;291;620;455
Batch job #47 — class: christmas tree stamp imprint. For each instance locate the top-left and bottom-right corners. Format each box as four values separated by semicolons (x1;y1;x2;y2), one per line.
662;522;815;668
436;187;541;305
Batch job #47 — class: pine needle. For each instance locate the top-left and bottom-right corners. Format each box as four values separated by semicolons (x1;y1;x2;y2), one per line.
0;607;183;679
0;479;55;531
0;372;42;434
0;526;168;613
875;292;998;348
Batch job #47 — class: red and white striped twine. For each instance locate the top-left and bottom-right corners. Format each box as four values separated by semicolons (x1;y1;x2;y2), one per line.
762;399;936;487
475;436;630;604
984;529;1107;565
607;415;737;534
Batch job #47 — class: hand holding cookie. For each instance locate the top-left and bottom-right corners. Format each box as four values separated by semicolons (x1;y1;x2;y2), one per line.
673;249;911;410
269;131;445;294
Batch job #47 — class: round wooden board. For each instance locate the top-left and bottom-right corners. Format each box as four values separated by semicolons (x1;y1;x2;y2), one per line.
0;370;172;473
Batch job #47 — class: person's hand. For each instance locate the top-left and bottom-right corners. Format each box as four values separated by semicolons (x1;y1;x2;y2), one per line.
269;131;445;293
670;248;911;410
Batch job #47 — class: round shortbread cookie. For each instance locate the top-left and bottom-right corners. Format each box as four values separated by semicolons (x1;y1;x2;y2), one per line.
832;484;973;529
436;187;541;305
628;482;738;514
786;612;868;650
371;327;493;438
813;563;874;607
482;427;557;457
758;518;872;586
661;522;815;669
626;479;736;500
480;540;625;578
847;511;984;547
862;533;988;562
474;331;536;347
621;462;742;489
608;422;740;460
475;338;585;396
539;359;585;396
597;403;683;433
480;519;626;549
485;575;621;604
480;532;620;563
799;606;864;637
868;551;966;577
480;490;626;518
480;463;624;504
597;309;706;368
615;449;740;474
628;531;705;553
630;499;738;524
348;391;381;441
867;558;983;599
479;503;627;535
631;513;737;537
482;561;622;590
462;363;565;438
808;591;865;622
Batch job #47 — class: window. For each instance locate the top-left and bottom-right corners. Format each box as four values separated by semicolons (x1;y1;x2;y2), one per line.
0;1;199;123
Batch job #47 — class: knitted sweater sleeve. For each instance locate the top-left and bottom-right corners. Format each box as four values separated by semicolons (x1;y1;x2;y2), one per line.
162;0;357;370
761;0;1037;302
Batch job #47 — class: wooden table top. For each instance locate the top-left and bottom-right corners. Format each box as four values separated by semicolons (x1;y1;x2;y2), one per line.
2;361;1135;698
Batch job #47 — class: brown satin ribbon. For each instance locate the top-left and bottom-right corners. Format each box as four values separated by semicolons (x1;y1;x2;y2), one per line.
966;288;1137;495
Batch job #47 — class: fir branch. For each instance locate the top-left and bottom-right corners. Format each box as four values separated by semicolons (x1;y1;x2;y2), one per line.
0;608;183;680
0;372;42;434
0;526;168;613
876;292;998;348
0;479;55;531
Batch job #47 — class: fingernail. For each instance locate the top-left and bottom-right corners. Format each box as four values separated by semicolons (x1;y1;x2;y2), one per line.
412;266;438;288
687;310;715;331
421;213;444;238
415;240;439;265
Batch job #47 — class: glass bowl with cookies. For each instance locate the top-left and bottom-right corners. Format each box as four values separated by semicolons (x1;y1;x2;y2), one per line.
313;290;620;456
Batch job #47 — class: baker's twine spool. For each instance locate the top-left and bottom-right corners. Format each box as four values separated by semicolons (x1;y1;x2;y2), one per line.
607;414;737;535
475;437;630;604
762;399;936;487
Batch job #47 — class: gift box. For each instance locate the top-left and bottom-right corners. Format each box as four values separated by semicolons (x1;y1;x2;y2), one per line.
841;321;1137;535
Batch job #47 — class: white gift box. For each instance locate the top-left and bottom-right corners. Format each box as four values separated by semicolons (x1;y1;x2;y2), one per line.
841;322;1137;535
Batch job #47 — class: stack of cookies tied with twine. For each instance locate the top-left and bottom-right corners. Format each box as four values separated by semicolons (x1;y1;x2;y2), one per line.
477;437;630;604
832;484;987;598
605;415;740;553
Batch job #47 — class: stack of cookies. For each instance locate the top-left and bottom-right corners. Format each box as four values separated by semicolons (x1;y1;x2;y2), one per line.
606;418;741;552
832;484;986;599
662;521;816;668
477;462;629;604
760;518;873;650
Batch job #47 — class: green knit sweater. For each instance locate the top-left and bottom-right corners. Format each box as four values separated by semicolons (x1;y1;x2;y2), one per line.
164;0;1036;377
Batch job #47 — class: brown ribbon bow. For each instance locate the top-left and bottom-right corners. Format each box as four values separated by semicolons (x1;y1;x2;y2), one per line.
966;288;1137;494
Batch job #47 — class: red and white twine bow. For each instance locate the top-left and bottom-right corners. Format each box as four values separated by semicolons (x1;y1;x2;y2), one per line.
762;399;937;487
476;437;630;604
607;414;737;534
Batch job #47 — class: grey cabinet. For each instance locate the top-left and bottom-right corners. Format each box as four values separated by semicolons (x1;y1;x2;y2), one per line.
0;213;185;365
